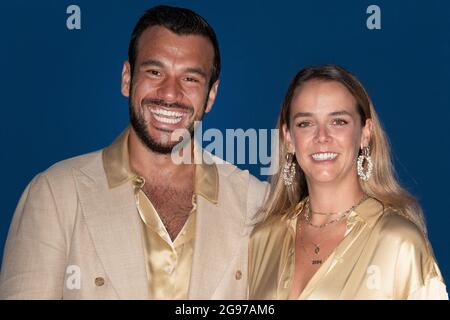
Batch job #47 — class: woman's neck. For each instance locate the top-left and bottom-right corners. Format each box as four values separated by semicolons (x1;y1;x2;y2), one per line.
306;179;365;224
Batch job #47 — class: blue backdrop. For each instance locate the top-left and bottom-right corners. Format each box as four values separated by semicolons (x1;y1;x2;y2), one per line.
1;0;449;287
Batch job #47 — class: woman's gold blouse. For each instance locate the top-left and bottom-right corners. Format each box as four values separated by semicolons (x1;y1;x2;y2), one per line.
248;198;448;300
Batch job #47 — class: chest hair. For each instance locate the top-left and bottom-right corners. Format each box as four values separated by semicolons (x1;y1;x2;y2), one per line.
142;183;194;241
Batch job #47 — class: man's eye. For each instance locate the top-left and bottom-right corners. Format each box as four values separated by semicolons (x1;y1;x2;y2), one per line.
184;77;199;83
333;119;348;126
147;70;161;76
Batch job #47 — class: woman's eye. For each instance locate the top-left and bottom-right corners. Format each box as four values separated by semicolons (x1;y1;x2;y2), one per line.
333;119;348;126
297;121;311;128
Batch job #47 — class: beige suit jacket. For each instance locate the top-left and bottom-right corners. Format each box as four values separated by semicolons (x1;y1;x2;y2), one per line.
0;137;268;299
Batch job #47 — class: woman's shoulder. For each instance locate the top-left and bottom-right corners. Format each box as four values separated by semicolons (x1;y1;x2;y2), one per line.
375;210;446;293
371;210;439;269
375;210;427;247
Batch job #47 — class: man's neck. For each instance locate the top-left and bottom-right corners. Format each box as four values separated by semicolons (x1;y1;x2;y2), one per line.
128;127;194;181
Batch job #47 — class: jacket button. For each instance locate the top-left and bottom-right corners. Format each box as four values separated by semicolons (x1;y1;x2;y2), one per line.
95;277;105;286
235;270;242;280
133;176;145;188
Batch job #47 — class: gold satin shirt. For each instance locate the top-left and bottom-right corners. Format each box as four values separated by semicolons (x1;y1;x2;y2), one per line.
103;128;218;299
248;197;448;300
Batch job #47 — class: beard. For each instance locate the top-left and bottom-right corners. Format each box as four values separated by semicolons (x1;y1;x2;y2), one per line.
129;96;208;154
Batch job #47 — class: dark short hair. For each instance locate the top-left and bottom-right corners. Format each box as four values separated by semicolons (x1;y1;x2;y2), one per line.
128;5;221;88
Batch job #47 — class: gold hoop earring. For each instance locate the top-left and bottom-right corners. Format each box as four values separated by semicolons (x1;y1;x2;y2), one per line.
283;153;296;186
357;146;373;181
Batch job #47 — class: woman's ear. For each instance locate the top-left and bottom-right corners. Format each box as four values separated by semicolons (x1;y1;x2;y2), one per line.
361;118;373;148
282;123;294;153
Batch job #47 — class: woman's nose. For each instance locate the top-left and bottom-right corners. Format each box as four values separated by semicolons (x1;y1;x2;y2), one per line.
314;125;331;143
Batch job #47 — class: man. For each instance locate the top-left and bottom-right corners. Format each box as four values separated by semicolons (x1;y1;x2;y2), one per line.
0;5;268;299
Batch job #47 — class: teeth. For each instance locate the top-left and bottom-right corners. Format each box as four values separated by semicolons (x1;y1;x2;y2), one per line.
153;114;182;124
150;108;183;118
312;152;338;161
150;108;183;124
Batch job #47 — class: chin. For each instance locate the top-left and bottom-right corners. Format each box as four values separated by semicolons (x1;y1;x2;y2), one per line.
308;171;338;184
313;178;336;184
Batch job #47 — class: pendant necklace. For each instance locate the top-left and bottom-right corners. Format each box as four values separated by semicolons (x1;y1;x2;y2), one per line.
298;194;369;264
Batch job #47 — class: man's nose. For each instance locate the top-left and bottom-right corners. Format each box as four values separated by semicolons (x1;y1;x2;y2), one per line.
156;77;182;103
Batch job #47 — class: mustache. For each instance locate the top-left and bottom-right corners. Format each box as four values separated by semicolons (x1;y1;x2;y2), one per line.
141;98;193;112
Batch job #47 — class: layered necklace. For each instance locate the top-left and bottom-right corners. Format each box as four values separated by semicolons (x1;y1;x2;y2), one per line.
298;194;369;265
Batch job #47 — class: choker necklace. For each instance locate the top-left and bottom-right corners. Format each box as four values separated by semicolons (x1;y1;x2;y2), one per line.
303;194;369;229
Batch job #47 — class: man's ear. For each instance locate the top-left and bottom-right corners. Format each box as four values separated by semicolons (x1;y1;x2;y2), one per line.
204;80;219;113
121;61;131;97
361;118;373;148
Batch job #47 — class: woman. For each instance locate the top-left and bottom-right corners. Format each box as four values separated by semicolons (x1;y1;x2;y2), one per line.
248;64;448;299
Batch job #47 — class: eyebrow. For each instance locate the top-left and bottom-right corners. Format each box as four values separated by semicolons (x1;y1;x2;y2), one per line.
184;67;207;79
140;59;164;68
139;59;208;79
292;110;353;119
329;110;353;117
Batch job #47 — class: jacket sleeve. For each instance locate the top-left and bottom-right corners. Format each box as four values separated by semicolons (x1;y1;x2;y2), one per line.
0;173;67;299
246;175;270;226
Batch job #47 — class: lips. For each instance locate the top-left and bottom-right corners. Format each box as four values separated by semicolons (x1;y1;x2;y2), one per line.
311;152;338;161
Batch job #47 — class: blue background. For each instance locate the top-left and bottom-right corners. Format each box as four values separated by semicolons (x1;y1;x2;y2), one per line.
1;0;449;287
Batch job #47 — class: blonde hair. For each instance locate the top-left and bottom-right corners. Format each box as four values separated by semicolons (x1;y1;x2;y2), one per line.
262;64;427;234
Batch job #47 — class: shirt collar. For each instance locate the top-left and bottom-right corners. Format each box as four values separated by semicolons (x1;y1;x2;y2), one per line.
347;196;384;228
102;128;134;188
102;127;219;204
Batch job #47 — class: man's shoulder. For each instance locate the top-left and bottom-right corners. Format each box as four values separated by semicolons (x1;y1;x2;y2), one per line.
209;153;267;188
40;149;103;181
16;150;105;223
208;153;269;219
214;158;268;199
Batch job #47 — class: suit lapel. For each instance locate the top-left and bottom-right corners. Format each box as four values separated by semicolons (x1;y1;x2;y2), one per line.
188;169;247;299
74;161;149;299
